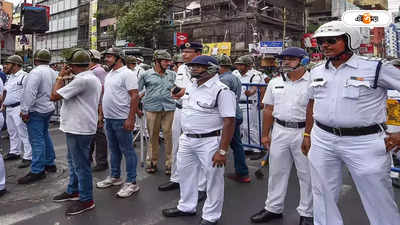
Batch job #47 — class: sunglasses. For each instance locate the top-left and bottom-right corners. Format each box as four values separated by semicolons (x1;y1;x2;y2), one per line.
316;37;341;45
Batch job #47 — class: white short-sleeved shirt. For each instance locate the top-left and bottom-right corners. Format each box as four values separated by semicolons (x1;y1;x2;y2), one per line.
181;75;236;134
308;54;400;128
234;70;263;101
175;64;193;88
57;71;102;135
4;69;27;106
103;66;138;119
263;72;311;122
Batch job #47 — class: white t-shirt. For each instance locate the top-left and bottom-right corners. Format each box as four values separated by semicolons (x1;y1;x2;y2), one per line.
103;66;138;119
57;71;102;135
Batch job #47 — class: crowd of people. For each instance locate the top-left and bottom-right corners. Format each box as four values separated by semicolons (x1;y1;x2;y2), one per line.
0;20;400;225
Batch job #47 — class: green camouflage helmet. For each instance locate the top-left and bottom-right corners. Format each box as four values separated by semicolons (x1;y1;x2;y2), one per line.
102;47;123;58
125;55;137;64
87;49;102;61
34;49;51;63
153;50;172;61
172;54;184;63
216;55;232;66
234;55;252;66
66;48;90;65
5;55;24;66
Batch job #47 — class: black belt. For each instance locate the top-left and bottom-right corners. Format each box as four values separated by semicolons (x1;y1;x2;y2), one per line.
176;102;182;109
5;102;20;108
239;100;255;104
186;130;221;138
276;118;306;129
315;120;385;136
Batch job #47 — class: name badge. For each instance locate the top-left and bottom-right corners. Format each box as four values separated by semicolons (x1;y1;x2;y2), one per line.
311;78;327;87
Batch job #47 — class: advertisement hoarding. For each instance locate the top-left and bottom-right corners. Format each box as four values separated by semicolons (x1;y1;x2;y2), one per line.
0;1;13;30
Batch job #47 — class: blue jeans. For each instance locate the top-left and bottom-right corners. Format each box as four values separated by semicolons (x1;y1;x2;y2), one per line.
27;111;55;174
231;118;249;177
66;133;94;202
105;119;138;183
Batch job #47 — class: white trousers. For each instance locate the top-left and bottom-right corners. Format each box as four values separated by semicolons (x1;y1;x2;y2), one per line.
240;103;260;152
177;135;224;222
265;123;313;217
309;125;400;225
6;106;32;160
0;113;5;190
170;108;206;190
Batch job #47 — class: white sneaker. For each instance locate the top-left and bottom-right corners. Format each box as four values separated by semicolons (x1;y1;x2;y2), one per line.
96;176;123;189
116;183;140;198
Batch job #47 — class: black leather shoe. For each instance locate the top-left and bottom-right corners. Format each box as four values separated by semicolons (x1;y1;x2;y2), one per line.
0;189;6;197
299;216;314;225
92;164;108;172
45;165;57;173
250;209;282;223
4;153;20;161
200;219;218;225
18;159;31;168
158;181;179;191
162;207;196;217
17;171;46;184
198;191;207;202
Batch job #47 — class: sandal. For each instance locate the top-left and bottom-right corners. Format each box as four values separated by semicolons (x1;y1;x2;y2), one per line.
146;163;157;174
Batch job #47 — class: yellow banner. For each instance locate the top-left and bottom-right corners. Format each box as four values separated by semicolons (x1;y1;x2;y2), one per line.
202;42;231;56
387;99;400;126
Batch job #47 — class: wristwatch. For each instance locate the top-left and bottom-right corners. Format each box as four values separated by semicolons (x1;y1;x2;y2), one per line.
218;149;227;156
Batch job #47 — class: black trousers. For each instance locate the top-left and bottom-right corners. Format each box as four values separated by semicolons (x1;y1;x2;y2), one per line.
90;127;108;166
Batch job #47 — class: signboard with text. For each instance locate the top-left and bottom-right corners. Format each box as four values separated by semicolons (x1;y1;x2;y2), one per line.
202;42;231;56
259;41;283;54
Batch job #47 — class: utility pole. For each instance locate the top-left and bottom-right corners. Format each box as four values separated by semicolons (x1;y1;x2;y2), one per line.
282;7;287;48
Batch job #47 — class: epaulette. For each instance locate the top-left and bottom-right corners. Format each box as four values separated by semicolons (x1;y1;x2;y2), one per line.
308;60;326;71
358;55;382;61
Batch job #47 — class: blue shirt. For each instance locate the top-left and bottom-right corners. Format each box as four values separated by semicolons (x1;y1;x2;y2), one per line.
219;71;243;120
0;71;7;84
138;69;176;112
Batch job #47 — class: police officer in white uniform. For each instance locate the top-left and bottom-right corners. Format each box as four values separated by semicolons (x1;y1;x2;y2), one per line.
302;20;400;225
2;55;32;168
251;47;313;225
162;56;236;225
158;43;207;199
234;55;263;154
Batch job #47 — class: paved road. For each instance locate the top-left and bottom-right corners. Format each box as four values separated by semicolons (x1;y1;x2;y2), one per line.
0;127;399;225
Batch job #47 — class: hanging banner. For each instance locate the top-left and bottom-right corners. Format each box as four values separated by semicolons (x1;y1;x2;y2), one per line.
202;42;231;56
89;0;98;50
0;1;13;30
176;32;188;47
387;99;400;126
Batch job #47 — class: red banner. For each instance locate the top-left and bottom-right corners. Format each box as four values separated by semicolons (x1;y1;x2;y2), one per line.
176;32;188;47
360;43;373;54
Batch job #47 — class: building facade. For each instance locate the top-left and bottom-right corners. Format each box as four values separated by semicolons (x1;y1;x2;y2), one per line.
34;0;79;63
385;23;400;58
170;0;306;56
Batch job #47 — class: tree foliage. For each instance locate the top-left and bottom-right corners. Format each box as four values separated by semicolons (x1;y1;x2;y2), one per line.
117;0;171;46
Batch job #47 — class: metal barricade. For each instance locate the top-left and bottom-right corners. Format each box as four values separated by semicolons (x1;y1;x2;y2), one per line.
241;83;268;151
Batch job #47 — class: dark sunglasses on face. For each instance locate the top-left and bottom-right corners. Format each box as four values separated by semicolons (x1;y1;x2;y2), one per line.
316;37;340;45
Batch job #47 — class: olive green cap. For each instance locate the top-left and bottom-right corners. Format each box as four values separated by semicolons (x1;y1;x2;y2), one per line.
34;49;51;63
5;55;23;66
66;48;90;65
153;50;172;61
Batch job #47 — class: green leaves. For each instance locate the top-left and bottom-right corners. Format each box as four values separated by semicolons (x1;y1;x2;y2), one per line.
117;0;171;45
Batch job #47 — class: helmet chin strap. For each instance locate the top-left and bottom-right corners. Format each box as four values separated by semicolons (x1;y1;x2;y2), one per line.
191;70;208;79
325;50;353;69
